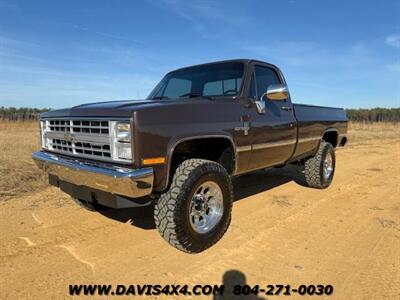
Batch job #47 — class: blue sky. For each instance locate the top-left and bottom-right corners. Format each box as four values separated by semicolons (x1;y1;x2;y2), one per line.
0;0;399;109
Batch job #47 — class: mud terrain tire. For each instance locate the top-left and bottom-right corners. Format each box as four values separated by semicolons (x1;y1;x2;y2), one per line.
305;141;336;189
154;159;233;253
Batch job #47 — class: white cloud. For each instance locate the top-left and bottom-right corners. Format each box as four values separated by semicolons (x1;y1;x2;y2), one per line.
148;0;251;38
0;35;163;107
387;62;400;72
58;22;144;45
241;40;400;107
385;34;400;48
242;41;374;71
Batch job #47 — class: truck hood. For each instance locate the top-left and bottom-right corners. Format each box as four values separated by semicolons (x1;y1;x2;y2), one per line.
41;99;164;118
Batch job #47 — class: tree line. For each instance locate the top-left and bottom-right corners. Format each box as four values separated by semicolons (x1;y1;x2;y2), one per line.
0;107;50;121
345;108;400;122
1;106;400;122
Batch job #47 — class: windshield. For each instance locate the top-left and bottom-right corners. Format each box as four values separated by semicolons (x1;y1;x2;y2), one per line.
147;62;244;100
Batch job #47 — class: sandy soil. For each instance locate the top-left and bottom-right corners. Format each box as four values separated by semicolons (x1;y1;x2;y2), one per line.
1;137;399;299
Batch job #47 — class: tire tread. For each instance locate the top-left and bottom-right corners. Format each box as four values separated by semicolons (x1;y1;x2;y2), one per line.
304;141;335;189
154;159;233;253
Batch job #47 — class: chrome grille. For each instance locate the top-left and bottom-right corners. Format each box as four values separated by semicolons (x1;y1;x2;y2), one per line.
42;119;113;162
49;138;112;159
48;119;109;135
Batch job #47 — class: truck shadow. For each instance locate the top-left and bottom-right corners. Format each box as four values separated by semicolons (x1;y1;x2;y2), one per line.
233;164;307;202
99;204;156;230
98;164;307;230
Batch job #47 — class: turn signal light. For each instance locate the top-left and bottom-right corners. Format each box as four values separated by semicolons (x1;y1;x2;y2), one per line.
142;157;166;165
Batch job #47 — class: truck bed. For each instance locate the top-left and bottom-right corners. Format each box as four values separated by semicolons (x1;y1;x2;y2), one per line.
291;103;348;159
293;103;347;122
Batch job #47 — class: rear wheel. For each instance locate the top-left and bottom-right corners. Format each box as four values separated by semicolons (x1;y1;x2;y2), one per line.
304;141;336;189
154;159;233;253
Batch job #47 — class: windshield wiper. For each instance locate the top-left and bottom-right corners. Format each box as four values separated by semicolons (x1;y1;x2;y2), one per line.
152;96;170;100
179;92;214;100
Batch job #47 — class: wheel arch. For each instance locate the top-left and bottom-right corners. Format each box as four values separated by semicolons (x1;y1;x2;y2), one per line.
164;134;237;191
321;128;339;148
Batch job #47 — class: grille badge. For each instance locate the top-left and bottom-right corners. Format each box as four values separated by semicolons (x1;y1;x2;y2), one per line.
63;132;74;142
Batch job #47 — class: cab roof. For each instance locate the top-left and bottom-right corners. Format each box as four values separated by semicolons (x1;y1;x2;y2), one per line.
169;59;280;74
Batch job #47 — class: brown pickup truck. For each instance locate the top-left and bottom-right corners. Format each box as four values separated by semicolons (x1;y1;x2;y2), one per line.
32;59;348;253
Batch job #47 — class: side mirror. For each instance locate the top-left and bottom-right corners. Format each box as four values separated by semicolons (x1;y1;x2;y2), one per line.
254;84;289;114
265;84;289;101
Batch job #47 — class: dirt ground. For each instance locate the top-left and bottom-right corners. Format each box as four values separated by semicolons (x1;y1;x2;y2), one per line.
1;123;399;299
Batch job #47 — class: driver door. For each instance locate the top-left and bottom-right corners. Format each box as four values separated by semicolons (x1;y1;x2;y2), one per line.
247;64;297;170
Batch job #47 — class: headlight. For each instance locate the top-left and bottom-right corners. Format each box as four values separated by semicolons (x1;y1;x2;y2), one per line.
111;121;133;162
116;123;131;143
40;120;48;149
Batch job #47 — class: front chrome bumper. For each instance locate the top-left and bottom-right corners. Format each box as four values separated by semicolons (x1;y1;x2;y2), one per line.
32;151;153;198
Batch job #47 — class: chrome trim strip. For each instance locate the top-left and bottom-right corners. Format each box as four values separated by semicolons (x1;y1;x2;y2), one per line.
297;136;320;143
32;151;153;198
252;139;296;150
237;145;252;152
234;137;305;153
229;137;320;153
44;131;110;143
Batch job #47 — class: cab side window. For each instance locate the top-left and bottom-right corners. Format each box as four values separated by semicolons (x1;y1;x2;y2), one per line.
254;66;280;98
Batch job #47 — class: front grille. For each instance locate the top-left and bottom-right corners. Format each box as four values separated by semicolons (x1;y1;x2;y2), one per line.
48;119;109;135
42;119;114;162
49;138;111;158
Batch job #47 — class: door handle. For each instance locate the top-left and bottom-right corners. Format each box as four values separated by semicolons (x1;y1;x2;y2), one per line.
281;106;292;111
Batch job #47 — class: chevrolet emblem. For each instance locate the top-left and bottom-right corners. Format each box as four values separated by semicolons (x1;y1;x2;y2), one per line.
63;132;74;142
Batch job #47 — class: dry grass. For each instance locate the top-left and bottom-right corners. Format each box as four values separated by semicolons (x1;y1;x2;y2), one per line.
0;120;399;201
0;120;47;201
348;122;400;145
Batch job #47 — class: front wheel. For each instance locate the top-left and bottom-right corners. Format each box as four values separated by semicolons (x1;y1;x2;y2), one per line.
154;159;233;253
304;141;336;189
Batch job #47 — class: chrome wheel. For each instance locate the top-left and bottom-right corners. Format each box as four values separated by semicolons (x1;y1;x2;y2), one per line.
323;152;333;179
189;181;224;234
